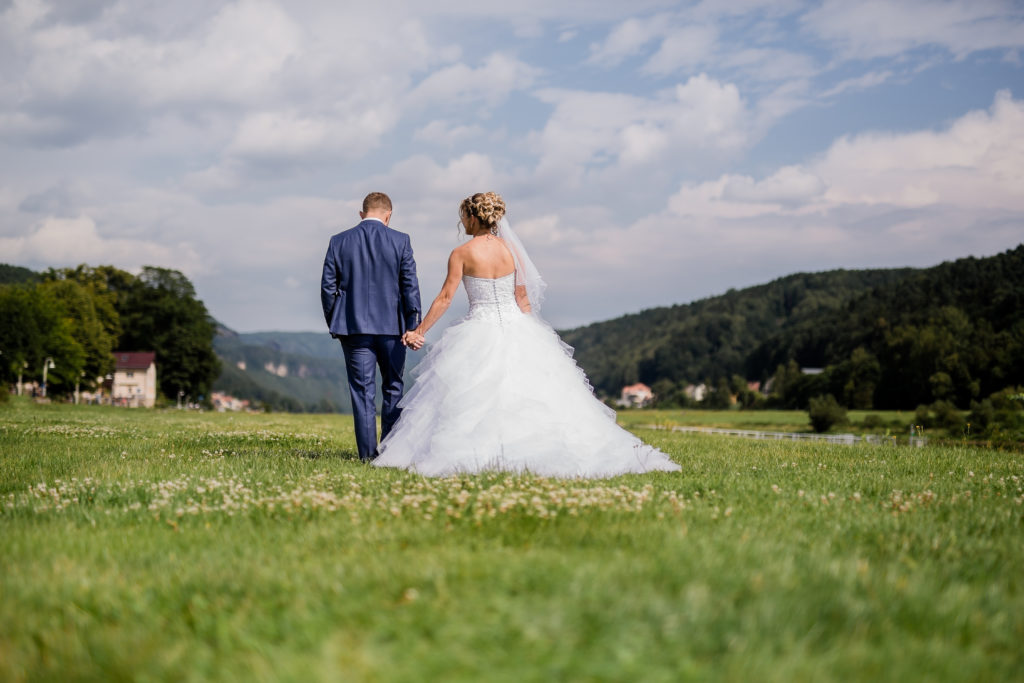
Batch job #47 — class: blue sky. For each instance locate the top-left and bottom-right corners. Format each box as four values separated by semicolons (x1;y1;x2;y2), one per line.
1;0;1022;333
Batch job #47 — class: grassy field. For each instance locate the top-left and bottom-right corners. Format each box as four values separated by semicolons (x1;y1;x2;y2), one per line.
1;399;1021;681
616;408;916;434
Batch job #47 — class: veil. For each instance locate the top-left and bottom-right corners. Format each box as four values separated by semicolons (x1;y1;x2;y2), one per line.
497;216;546;315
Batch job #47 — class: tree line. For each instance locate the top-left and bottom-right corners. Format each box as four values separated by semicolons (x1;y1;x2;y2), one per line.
560;244;1024;413
0;264;220;404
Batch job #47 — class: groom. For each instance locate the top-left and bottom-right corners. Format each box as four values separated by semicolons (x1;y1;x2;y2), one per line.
321;192;422;461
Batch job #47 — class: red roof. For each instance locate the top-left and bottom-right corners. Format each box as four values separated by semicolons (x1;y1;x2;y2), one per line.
114;351;156;370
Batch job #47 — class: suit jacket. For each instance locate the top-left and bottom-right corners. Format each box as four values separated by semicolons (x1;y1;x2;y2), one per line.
321;219;421;337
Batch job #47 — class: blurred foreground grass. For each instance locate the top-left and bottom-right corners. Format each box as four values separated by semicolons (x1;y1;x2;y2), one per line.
1;399;1021;681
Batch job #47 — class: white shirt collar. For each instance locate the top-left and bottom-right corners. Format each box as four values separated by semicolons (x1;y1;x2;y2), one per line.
363;217;386;225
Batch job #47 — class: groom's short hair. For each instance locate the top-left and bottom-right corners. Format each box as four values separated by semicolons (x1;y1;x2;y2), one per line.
362;192;392;213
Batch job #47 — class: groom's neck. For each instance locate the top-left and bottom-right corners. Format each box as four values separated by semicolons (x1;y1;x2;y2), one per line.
360;210;391;225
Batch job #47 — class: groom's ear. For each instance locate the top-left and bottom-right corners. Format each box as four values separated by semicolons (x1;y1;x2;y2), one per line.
358;211;367;220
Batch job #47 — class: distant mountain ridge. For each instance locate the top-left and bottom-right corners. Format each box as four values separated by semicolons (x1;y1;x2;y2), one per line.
212;328;353;413
228;331;342;360
212;329;423;413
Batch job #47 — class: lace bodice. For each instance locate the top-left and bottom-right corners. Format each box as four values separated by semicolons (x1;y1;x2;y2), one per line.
464;272;521;323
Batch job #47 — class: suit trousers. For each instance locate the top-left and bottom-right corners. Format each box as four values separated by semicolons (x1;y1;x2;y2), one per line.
339;334;406;461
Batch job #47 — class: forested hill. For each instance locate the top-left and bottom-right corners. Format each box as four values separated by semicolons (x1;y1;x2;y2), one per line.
559;267;915;396
748;243;1024;409
560;243;1024;409
0;264;38;285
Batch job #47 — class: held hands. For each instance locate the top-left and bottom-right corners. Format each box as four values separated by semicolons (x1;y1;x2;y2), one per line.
402;330;425;350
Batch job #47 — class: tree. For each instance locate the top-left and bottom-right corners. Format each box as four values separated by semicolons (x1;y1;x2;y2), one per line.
730;374;764;409
826;346;881;409
650;378;679;408
0;284;83;396
117;267;220;401
808;394;847;433
38;279;115;388
44;265;125;344
703;377;733;409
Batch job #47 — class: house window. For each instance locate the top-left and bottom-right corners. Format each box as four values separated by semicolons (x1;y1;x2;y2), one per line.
127;371;134;378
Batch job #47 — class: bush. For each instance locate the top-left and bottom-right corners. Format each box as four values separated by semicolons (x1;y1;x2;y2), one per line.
914;404;931;429
968;387;1024;441
862;414;883;430
914;400;967;432
932;400;965;431
808;394;848;433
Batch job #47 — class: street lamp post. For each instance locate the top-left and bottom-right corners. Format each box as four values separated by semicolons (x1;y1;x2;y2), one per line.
41;357;55;398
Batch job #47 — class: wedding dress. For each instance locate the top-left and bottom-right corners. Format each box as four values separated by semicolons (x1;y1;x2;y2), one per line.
373;271;680;478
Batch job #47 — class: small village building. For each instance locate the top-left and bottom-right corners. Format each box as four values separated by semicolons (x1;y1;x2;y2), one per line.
111;351;157;408
619;382;655;408
212;391;250;412
684;383;708;402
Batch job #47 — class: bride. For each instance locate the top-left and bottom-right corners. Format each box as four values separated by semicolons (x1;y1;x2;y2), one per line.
373;192;680;478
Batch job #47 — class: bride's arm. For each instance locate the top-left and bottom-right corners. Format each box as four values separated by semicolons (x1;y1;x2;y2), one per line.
413;250;464;337
514;284;531;313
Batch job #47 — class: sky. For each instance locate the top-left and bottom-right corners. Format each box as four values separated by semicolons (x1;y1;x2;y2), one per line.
1;0;1022;334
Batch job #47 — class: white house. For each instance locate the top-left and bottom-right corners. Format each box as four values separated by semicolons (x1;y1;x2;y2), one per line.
684;383;708;402
111;351;157;408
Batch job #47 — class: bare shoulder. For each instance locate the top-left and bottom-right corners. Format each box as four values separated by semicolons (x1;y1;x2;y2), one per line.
450;242;469;259
447;245;469;269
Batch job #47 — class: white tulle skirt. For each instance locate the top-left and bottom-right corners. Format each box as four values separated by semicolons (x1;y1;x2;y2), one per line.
373;311;681;478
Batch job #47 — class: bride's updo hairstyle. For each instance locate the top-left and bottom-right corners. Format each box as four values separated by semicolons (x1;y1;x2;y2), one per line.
460;192;506;231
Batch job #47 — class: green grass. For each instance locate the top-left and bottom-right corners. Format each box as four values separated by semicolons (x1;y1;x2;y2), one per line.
1;398;1021;681
616;408;915;434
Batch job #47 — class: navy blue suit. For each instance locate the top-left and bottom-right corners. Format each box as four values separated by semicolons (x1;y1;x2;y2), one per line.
321;218;421;461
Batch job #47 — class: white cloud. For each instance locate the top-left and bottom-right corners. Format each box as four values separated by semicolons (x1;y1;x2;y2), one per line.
512;213;587;247
533;74;748;183
375;153;501;201
406;53;540;109
228;106;398;161
0;215;198;271
820;70;894;98
587;14;669;66
670;90;1024;219
141;0;302;106
803;0;1024;60
719;48;819;85
0;0;453;150
642;25;718;75
818;89;1024;210
722;166;827;204
413;120;487;146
